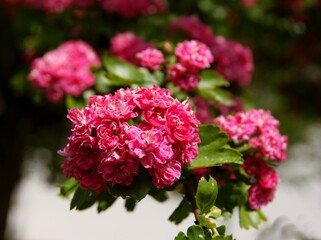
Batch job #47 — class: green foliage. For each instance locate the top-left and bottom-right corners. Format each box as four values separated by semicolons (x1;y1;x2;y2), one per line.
197;70;233;106
198;125;227;147
169;197;192;225
215;184;248;213
59;178;78;197
188;147;243;170
189;124;243;170
96;192;117;213
196;177;218;213
239;205;267;229
102;55;144;86
108;168;152;202
70;187;97;211
187;226;207;240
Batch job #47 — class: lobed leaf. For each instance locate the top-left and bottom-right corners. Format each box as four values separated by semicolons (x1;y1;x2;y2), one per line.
239;205;267;230
70;187;96;211
196;177;218;213
188;147;243;170
169;197;192;225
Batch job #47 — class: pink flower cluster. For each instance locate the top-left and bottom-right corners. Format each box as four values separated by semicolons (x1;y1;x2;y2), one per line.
101;0;166;18
5;0;73;13
170;16;254;86
136;48;164;70
243;157;278;209
28;40;100;102
5;0;166;15
110;32;153;66
168;40;214;91
214;109;288;163
59;85;200;191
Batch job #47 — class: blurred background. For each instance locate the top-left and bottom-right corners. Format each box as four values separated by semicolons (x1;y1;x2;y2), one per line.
1;0;321;239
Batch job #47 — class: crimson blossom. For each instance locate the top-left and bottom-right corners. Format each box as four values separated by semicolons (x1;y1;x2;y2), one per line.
28;40;100;102
59;85;200;191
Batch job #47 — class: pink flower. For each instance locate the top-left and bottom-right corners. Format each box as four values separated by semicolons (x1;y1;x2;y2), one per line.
137;48;164;70
28;40;100;102
133;85;173;110
243;157;266;176
248;183;275;210
170;16;215;45
110;32;153;65
170;16;254;86
59;86;200;190
175;40;214;70
249;131;288;163
100;0;166;18
151;160;182;188
126;126;173;168
209;36;254;86
165;100;199;142
192;97;213;124
99;150;139;187
215;109;288;163
214;112;257;142
168;63;200;91
259;167;279;189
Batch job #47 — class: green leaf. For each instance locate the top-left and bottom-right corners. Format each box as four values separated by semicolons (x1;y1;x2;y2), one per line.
97;192;117;213
108;168;152;201
149;187;168;202
205;231;212;240
175;232;188;240
70;187;96;211
188;147;243;170
199;125;223;147
197;88;234;106
239;205;267;230
198;70;230;90
197;215;217;229
207;206;222;218
65;96;86;110
215;184;247;213
169;197;192;224
139;67;162;86
187;226;206;240
103;55;144;83
125;197;137;212
196;177;218;213
213;236;233;240
199;125;229;148
216;225;226;236
94;71;111;93
59;178;78;197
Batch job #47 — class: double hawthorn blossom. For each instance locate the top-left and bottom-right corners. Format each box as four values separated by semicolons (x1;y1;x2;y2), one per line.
59;85;200;191
243;157;279;209
28;40;100;102
168;40;214;91
214;109;288;163
170;16;254;86
214;110;287;210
